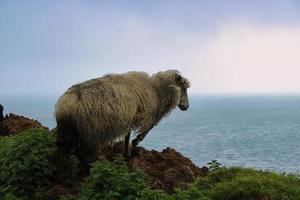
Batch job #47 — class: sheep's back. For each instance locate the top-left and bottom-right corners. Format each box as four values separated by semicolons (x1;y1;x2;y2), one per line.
55;73;159;147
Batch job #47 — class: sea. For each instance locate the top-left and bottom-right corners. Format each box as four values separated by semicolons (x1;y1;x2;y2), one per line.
1;95;300;173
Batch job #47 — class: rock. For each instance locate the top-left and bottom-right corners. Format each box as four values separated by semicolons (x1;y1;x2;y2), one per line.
200;166;209;174
0;113;49;136
108;143;208;191
128;147;208;191
163;165;195;188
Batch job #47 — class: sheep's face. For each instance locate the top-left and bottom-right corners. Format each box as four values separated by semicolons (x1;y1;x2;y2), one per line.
175;74;190;111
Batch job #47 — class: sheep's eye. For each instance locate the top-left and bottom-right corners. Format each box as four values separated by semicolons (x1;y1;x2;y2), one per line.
175;75;182;83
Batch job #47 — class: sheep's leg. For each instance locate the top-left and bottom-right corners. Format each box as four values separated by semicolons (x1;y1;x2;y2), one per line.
132;132;148;147
132;125;154;147
124;132;131;158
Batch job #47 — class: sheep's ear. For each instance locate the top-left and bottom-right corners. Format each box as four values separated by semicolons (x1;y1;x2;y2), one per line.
166;85;181;109
175;74;182;85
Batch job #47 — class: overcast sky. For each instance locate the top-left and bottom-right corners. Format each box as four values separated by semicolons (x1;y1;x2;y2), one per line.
1;0;300;95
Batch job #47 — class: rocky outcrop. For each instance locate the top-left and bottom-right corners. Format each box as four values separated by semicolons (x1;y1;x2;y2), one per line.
108;143;208;191
128;147;208;190
129;147;208;191
0;113;49;136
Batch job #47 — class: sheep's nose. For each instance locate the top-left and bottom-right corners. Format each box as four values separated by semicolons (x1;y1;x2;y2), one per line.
179;104;189;111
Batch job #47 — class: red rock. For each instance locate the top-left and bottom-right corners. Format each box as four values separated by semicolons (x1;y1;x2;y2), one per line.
128;147;208;191
0;113;49;136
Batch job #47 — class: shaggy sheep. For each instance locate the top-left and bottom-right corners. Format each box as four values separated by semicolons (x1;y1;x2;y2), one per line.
55;70;190;164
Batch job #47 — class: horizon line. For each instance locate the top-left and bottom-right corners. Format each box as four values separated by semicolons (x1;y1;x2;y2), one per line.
1;92;300;98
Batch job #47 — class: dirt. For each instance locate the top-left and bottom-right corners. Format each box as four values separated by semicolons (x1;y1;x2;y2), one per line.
0;113;49;136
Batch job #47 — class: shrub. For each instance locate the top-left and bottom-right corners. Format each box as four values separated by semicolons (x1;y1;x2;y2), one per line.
74;159;149;200
173;185;211;200
136;189;172;200
0;129;57;199
136;184;210;200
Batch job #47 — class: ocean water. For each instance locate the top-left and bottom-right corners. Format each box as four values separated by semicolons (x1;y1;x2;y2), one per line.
1;95;300;172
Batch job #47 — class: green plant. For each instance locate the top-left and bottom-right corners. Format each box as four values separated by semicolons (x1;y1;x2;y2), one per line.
75;159;149;200
0;186;23;200
173;185;211;200
207;160;222;172
0;129;57;199
136;183;211;200
137;189;173;200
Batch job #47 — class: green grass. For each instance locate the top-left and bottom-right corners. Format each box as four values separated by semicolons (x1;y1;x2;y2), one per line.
193;167;300;200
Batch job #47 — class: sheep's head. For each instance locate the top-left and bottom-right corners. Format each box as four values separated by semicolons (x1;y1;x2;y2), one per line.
174;73;190;111
153;70;190;111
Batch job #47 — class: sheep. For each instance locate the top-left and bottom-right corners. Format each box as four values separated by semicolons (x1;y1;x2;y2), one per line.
55;70;190;164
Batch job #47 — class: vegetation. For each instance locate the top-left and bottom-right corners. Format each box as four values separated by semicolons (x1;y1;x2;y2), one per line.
61;159;209;200
72;159;148;200
0;129;56;200
207;160;222;172
193;167;300;200
1;129;300;200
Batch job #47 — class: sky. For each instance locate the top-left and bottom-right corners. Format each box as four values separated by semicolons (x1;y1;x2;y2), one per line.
1;0;300;95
